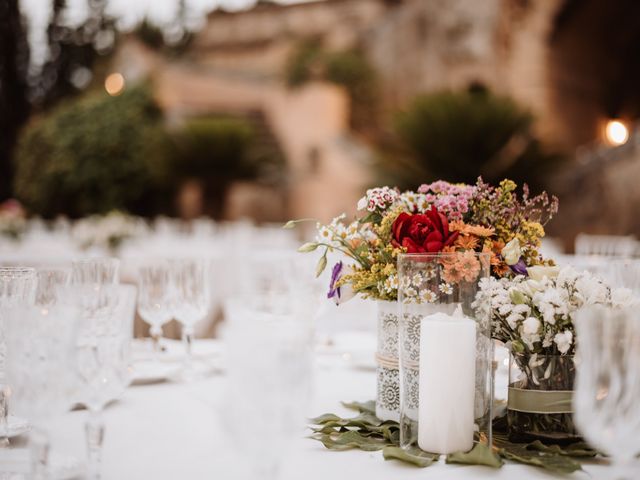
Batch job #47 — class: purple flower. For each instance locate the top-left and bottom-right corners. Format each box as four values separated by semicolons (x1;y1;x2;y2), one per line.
511;258;528;276
327;261;356;305
327;261;344;301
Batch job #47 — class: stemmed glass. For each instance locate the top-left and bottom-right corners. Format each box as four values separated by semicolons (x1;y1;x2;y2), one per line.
71;258;120;480
170;258;210;380
0;266;37;448
223;292;313;480
137;261;173;357
4;282;80;479
574;305;640;479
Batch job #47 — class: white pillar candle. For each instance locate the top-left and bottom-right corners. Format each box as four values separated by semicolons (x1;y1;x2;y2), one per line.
418;308;476;454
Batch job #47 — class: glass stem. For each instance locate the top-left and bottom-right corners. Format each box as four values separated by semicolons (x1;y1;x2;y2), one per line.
86;409;105;480
29;427;50;480
182;327;194;375
150;327;162;361
0;385;9;448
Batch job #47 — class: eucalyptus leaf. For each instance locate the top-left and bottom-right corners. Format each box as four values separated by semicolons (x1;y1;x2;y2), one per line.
341;400;377;415
313;431;388;452
446;442;503;468
383;447;439;468
527;440;597;458
499;448;582;474
309;413;342;425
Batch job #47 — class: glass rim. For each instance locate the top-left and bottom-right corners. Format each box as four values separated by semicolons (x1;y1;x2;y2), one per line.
72;257;120;266
0;266;37;276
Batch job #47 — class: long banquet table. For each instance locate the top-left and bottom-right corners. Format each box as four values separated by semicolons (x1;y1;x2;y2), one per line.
8;339;611;480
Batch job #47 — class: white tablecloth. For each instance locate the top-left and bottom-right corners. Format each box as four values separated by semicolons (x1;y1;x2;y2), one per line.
14;340;611;479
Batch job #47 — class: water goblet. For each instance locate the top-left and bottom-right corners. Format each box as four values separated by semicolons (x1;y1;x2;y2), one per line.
4;294;80;479
223;293;313;480
137;261;173;357
170;258;210;380
71;257;120;480
574;305;640;479
0;266;37;448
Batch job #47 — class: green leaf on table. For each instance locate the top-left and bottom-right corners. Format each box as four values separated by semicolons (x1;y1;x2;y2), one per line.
309;413;343;425
312;430;388;452
342;400;377;415
310;412;383;429
383;446;439;468
527;440;597;458
446;442;504;468
498;444;583;474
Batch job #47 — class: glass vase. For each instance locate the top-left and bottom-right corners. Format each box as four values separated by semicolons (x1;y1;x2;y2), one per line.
508;351;579;444
398;252;493;454
375;300;400;422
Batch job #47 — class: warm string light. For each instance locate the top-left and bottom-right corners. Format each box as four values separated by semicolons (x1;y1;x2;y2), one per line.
604;119;629;146
105;73;125;96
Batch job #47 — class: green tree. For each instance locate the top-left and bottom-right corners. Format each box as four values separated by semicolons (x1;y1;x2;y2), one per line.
384;87;562;191
169;116;285;218
13;86;172;218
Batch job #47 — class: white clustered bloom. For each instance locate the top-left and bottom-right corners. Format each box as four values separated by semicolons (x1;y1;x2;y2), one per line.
475;266;619;356
553;330;573;354
358;187;400;212
438;283;453;295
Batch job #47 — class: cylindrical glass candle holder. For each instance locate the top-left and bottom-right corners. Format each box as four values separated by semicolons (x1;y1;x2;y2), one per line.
398;252;492;454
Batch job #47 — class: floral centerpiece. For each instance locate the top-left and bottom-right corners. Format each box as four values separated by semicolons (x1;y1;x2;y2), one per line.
294;178;559;422
474;266;632;443
299;179;558;302
0;199;27;241
72;210;143;254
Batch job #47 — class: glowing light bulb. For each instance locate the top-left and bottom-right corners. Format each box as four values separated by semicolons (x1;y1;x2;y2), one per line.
605;120;629;146
105;73;125;96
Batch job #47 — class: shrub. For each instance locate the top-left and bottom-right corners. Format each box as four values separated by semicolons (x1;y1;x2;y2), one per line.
384;87;562;191
285;41;378;130
169;116;285;217
13;86;172;218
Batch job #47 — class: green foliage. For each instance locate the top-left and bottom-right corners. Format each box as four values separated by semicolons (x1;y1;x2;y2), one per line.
13;86;172;218
310;401;593;473
170;116;284;184
285;39;323;87
285;41;377;130
171;117;253;180
384;88;562;191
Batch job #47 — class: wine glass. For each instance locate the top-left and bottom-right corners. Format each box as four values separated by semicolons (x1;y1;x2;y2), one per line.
4;289;80;479
137;261;173;356
223;293;313;480
0;266;37;448
71;257;120;480
170;258;210;380
35;267;71;308
574;305;640;479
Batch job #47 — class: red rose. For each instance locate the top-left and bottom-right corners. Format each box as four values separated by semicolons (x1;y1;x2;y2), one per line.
391;208;458;253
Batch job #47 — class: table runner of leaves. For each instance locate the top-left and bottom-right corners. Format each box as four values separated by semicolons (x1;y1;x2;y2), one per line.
309;401;600;474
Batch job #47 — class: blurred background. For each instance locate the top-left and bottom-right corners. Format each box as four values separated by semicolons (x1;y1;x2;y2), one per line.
1;0;640;250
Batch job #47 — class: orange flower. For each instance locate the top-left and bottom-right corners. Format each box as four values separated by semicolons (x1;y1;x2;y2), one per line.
459;250;481;282
455;234;479;250
449;220;466;233
492;262;510;277
442;262;464;284
464;224;495;237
